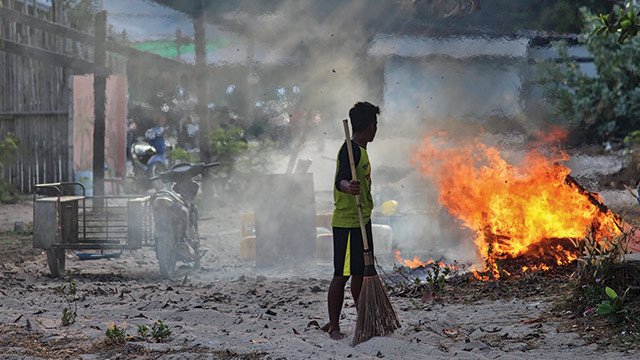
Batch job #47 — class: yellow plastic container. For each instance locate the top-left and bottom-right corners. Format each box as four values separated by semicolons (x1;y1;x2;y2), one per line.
240;236;256;260
316;233;333;260
372;224;393;254
240;212;256;260
242;212;379;261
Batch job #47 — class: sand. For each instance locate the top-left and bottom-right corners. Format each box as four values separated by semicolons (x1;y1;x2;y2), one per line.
0;200;636;359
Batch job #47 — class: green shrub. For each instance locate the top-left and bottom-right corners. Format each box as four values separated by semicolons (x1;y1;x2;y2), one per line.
151;319;171;342
206;126;275;205
0;133;21;204
535;6;640;144
137;324;149;337
53;270;78;326
105;321;128;343
210;125;248;173
168;147;198;164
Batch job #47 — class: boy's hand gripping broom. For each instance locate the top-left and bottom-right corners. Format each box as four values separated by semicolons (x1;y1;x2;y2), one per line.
342;119;400;346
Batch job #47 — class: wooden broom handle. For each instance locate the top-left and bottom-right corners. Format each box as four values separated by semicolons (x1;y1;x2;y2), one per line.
342;119;371;252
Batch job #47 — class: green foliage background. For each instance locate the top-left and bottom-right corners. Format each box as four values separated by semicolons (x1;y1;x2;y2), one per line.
536;6;640;144
0;134;21;203
207;125;275;204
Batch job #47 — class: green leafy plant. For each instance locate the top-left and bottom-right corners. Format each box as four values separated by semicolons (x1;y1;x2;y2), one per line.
151;320;171;342
596;286;629;314
566;225;632;321
137;324;149;337
53;269;78;326
209;126;248;171
596;286;630;323
424;262;452;293
0;133;19;168
390;259;459;296
206;126;275;205
105;321;128;343
168;147;198;164
592;2;640;44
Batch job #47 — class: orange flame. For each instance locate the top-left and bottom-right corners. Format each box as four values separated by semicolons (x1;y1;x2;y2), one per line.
394;249;459;270
522;264;550;272
410;129;621;279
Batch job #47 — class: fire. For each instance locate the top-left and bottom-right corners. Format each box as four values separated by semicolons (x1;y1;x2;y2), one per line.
521;264;550;272
394;249;459;270
410;129;622;279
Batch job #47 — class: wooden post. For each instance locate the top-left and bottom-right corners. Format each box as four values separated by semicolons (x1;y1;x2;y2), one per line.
175;28;182;60
194;3;210;163
93;11;107;201
246;33;256;128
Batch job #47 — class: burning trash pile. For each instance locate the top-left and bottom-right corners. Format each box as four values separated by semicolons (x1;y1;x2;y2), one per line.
406;128;622;281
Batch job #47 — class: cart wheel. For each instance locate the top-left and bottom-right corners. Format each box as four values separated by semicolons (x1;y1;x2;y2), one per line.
193;251;201;270
193;225;201;270
156;230;176;278
46;249;66;277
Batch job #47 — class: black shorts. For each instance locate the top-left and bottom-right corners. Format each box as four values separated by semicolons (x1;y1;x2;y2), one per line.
333;222;373;277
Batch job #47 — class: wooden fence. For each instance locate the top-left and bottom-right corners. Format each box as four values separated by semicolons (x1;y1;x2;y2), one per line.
0;1;74;193
0;1;193;193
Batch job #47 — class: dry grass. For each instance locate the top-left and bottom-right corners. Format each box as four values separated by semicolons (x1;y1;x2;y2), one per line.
0;323;269;360
0;323;90;358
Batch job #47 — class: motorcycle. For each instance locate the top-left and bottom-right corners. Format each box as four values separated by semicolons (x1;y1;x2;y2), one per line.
150;162;218;278
130;126;170;191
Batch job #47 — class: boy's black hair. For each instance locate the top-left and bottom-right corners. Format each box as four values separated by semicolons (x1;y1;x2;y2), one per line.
349;101;380;133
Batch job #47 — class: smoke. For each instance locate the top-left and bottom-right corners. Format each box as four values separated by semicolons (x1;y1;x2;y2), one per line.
107;0;555;272
191;0;545;270
201;0;390;127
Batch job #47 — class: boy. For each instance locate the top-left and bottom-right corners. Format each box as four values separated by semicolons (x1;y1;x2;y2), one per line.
326;101;379;340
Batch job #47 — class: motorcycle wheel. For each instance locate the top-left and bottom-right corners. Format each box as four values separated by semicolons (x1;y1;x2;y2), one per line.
46;249;66;277
150;162;167;190
193;235;201;270
191;208;201;270
156;229;176;279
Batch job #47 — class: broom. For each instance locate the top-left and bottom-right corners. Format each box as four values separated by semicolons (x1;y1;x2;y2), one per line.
342;119;400;346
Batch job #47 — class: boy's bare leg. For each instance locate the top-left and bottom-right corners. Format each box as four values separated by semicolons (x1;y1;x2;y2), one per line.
350;275;363;305
327;275;349;339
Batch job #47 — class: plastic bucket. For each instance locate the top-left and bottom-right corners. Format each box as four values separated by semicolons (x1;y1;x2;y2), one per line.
74;170;93;196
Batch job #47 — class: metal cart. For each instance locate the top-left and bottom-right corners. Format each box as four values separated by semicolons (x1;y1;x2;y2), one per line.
33;182;153;277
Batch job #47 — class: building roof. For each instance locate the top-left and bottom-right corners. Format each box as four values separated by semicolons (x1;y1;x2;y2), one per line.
369;34;530;59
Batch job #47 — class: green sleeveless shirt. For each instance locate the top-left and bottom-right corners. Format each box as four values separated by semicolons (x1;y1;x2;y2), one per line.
331;142;373;228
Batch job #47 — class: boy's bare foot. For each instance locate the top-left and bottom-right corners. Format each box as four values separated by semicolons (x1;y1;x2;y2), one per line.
329;328;347;340
322;322;347;339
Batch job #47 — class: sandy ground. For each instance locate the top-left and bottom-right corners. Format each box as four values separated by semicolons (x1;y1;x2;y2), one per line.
0;198;638;360
0;201;32;232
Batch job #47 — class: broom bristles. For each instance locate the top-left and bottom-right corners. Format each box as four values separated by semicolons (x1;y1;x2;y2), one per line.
351;275;400;346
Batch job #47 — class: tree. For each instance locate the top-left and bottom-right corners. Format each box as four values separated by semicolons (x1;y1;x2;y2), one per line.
536;7;640;144
63;0;101;32
402;0;612;34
